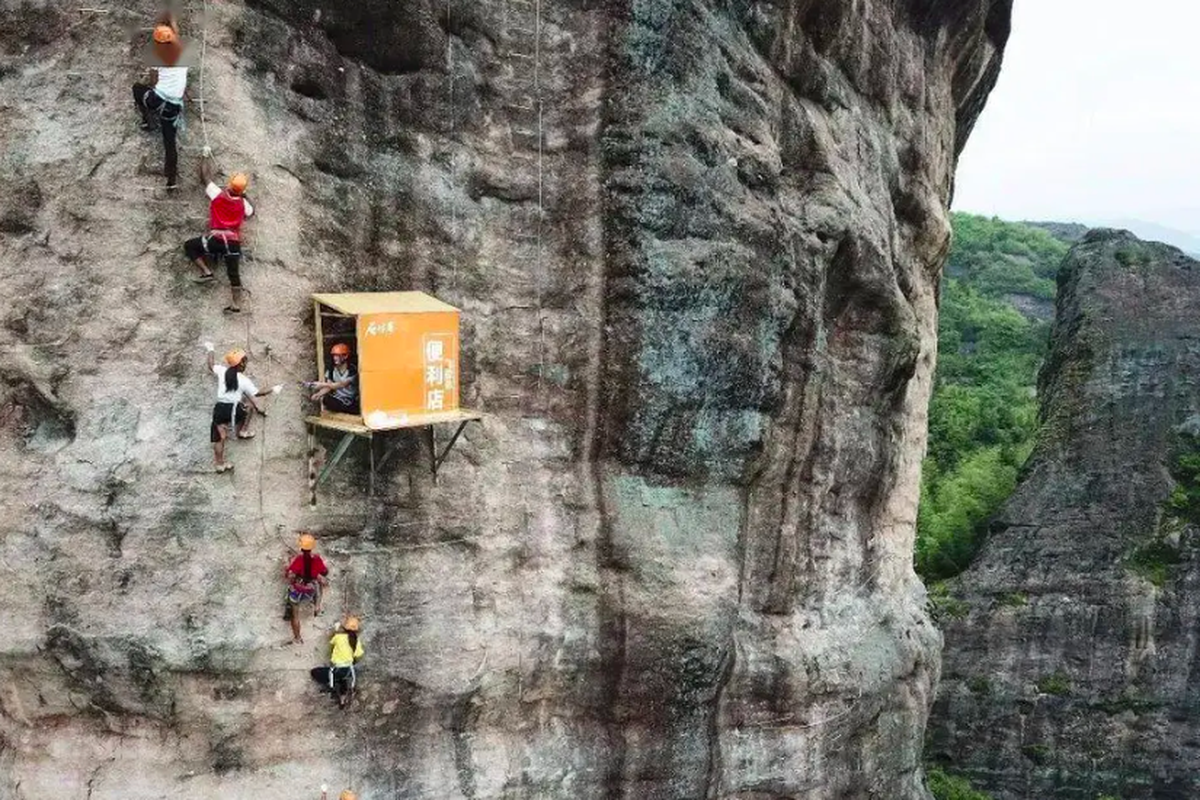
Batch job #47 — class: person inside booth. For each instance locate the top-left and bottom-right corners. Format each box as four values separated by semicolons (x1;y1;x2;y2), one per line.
309;342;360;414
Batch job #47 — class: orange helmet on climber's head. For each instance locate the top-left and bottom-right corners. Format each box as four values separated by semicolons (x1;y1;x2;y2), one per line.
330;343;350;358
298;533;316;551
227;173;249;196
339;791;357;800
153;25;177;44
224;349;247;367
343;616;360;632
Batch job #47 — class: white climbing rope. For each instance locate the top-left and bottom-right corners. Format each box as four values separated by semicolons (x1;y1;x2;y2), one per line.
447;0;458;295
197;0;212;156
534;0;546;409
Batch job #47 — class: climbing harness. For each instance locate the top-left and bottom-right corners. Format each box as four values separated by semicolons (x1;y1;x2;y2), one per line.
139;85;185;132
328;664;356;691
197;233;241;255
288;581;320;604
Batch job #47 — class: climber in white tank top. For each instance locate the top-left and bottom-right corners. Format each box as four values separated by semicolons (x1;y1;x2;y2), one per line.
132;17;189;189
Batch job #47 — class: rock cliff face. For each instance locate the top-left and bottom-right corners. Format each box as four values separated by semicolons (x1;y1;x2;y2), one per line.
0;1;1010;797
930;231;1200;799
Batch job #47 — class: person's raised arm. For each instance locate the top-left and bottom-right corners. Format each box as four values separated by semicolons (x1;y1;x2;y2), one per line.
203;341;214;372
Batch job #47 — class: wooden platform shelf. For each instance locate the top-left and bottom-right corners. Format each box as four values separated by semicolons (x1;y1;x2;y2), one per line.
306;409;482;506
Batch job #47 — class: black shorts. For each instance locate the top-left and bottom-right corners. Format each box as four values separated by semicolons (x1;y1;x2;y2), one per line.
310;665;355;692
184;235;243;287
322;395;360;414
210;402;244;442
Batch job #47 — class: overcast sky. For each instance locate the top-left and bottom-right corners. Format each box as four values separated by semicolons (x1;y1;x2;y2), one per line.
952;1;1200;233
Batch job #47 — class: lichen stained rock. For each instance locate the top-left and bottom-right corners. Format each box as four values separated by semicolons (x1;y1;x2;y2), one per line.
0;1;1010;797
931;231;1200;799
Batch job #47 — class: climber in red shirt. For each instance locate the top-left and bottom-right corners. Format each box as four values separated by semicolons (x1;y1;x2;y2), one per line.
184;154;255;314
285;532;329;644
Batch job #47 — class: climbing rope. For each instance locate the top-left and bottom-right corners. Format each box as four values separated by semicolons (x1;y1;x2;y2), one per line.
533;0;546;410
446;0;458;296
197;0;212;156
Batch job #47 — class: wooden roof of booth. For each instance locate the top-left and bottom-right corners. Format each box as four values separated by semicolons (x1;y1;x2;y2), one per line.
312;291;460;316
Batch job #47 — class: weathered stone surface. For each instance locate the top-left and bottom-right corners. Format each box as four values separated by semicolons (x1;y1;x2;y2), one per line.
0;1;1009;797
930;230;1200;799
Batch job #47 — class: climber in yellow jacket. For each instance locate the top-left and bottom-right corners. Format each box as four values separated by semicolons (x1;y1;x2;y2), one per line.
310;617;364;709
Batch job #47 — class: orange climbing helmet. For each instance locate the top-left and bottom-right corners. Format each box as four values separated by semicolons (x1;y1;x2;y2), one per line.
227;173;249;195
330;343;350;357
224;349;247;367
298;533;316;551
343;616;360;632
339;791;357;800
152;25;177;44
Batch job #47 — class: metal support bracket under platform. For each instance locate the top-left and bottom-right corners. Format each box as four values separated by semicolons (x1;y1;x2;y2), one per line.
306;410;482;506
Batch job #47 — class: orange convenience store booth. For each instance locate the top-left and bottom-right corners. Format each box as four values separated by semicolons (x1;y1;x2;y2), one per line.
306;291;481;504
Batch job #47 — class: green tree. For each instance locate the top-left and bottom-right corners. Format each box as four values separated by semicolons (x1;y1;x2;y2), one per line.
948;213;1066;298
916;215;1070;580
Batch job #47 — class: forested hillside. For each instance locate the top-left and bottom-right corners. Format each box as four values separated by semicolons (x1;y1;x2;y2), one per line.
917;214;1070;579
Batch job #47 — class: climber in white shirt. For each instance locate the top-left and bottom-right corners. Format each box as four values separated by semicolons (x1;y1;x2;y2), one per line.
203;343;282;473
132;21;188;189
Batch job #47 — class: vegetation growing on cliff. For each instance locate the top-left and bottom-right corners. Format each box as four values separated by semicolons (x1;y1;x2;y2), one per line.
944;213;1062;299
916;214;1070;579
1118;441;1198;586
1166;449;1200;524
927;767;995;800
